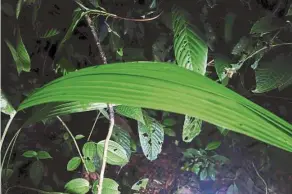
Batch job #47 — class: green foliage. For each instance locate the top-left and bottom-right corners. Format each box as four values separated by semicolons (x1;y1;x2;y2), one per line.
96;140;129;166
29;160;44;186
250;16;286;35
22;150;38;158
131;178;149;192
1;89;16;116
224;12;236;43
65;178;90;194
138;113;164;160
37;151;53;159
67;157;82;171
253;55;292;93
205;141;221;151
17;62;292;152
93;178;120;194
82;142;97;160
182;115;202;142
111;126;132;158
115;105;145;124
40;29;60;38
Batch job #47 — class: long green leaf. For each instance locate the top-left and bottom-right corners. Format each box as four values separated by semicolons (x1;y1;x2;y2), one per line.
18;62;292;152
172;6;208;143
16;28;31;72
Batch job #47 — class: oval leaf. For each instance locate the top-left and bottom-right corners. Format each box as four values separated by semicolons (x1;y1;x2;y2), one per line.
182;115;202;143
67;157;82;171
205;141;221;151
131;178;149;191
23;150;37;158
96;140;129;166
29;160;44;186
1;89;16;116
65;178;90;194
85;159;96;173
75;134;85;140
37;151;52;159
138;113;164;160
111;126;132;159
97;178;120;194
17;62;292;152
82;142;97;160
250;16;286;34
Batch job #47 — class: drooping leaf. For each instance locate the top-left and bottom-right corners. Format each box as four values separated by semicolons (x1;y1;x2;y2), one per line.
111;126;132;159
40;28;60;38
65;178;90;194
67;157;82;171
172;6;208;74
115;105;145;124
56;8;84;55
37;151;53;159
138;113;164;160
23;150;37;158
224;12;236;43
253;55;292;93
226;183;239;194
131;178;149;191
5;40;22;74
18;62;292;152
250;15;286;34
29;160;44;186
200;168;208;181
82;142;97;160
207;163;216;181
182;115;202;142
96;140;129;166
16;28;31;72
205;141;221;150
1;89;16;116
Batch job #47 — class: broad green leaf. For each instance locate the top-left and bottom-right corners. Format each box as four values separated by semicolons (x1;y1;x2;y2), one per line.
138;113;164;160
226;183;239;194
214;54;232;82
163;118;176;127
250;16;286;34
16;0;23;19
172;6;208;74
1;89;16;116
29;160;44;186
17;62;292;152
37;151;52;159
75;134;85;140
40;28;60;38
205;141;221;150
84;159;96;172
82;142;97;160
16;28;31;72
96;178;120;194
96;140;129;166
191;163;202;175
200;168;208;181
67;157;82;171
115;105;145;124
23;150;37;158
253;55;292;93
183;148;204;158
131;178;149;191
65;178;90;194
24;102;108;126
182;115;202;142
224;12;236;43
112;126;132;158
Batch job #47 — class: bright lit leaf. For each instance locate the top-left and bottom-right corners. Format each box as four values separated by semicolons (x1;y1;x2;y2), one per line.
67;157;81;171
65;178;90;194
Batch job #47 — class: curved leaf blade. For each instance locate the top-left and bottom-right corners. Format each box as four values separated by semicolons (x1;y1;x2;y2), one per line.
182;115;202;142
138;113;164;160
115;105;145;124
18;62;292;152
65;178;90;194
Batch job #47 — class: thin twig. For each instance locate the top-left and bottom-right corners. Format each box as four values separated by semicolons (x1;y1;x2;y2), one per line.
84;13;115;194
0;113;16;151
57;116;88;173
87;111;101;141
252;162;268;194
97;105;114;194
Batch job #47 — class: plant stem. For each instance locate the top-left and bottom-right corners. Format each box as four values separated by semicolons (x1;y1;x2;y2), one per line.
84;13;115;194
57;116;88;173
87;111;101;141
0;113;16;152
252;162;268;194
